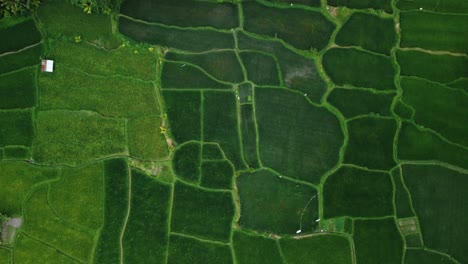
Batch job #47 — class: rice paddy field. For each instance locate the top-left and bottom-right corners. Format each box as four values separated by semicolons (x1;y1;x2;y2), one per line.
0;0;466;263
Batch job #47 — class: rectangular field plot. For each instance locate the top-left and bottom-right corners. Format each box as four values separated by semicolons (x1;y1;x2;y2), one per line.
401;77;468;146
128;116;169;161
200;160;234;190
265;0;320;7
240;104;260;168
0;44;43;75
323;166;393;218
167;234;233;264
203;91;245;169
14;234;79;264
335;13;396;55
3;146;29;160
162;90;201;143
323;48;396;90
173;142;201;183
171;181;234;242
166;51;243;83
279;234;352;264
161;61;231;89
243;2;335;51
119;16;234;52
397;0;468;14
0;109;34;147
405;249;456;264
402;165;468;263
32;110;127;166
400;12;468;54
121;0;238;29
0;68;36;109
397;122;468;169
123;170;171;264
39;66;159;118
0;19;41;54
397;50;468;84
232;230;283;264
327;0;393;13
0;247;10;263
353;218;404;264
94;159;130;264
240;51;280;86
327;88;394;119
391;168;415;218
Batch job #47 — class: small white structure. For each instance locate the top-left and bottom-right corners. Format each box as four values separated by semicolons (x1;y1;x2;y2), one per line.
41;59;54;72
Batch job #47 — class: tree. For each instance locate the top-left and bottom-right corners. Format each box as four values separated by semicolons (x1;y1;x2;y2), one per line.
0;0;41;18
69;0;122;14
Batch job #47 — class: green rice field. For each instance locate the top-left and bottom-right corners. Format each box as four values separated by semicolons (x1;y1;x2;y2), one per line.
0;0;466;263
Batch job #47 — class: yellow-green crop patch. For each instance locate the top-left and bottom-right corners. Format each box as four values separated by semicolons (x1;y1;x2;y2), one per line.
128;116;169;161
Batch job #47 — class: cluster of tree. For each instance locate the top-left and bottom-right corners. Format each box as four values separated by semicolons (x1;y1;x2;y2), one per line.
69;0;122;14
0;0;41;18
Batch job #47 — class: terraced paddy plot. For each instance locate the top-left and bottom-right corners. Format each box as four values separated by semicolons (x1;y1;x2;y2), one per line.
200;160;234;190
14;234;78;264
232;231;283;264
394;100;414;120
202;143;224;160
243;2;335;51
161;61;231;89
162;90;201;143
402;165;468;263
335;13;395;55
0;161;58;216
240;104;260;168
0;19;41;54
32;110;127;166
397;122;468;169
323;166;393;218
323;48;396;90
167;234;233;264
123;170;171;263
237;169;318;234
327;0;393;13
405;233;423;248
166;51;243;83
240;51;280;86
397;0;468;14
3;146;29;160
173;142;201;183
121;0;238;29
39;66;159;118
279;234;352;264
238;82;253;104
401;77;468;146
49;41;156;81
203;91;245;169
327;88;395;119
344;117;396;170
0;68;36;109
255;88;343;183
404;249;456;264
0;44;43;74
0;109;34;147
23;187;95;262
400;12;468;54
94;159;129;264
353;218;404;264
391;168;415;218
265;0;321;7
118;16;234;52
171;181;234;242
128;116;168;161
397;50;468;84
447;78;468;91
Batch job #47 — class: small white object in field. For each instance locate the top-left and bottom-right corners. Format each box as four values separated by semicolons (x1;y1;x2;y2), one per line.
321;229;324;232
296;230;301;234
181;64;186;67
304;93;307;96
316;218;320;222
419;7;423;10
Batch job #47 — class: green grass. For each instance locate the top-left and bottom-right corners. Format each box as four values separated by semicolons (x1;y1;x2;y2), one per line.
353;218;404;264
161;61;231;89
237;169;318;234
0;109;34;147
280;234;352;264
327;0;393;13
400;12;468;54
323;166;393;218
327;88;395;119
240;104;260;168
264;0;321;7
405;249;456;264
256;88;343;184
240;51;280;85
391;169;414;218
344;116;397;170
94;159;129;264
402;165;468;262
323;47;396;90
0;19;41;54
405;233;423;248
171;180;234;242
0;68;36;109
0;247;10;263
0;44;43;75
122;170;171;263
202;143;224;160
397;50;468;84
200;160;234;190
166;51;243;83
238;83;253;104
335;13;396;54
48;162;104;231
0;161;58;215
33;110;127;166
38;66;159;118
397;0;468;14
3;146;29;160
401;77;468;146
243;2;334;51
167;234;233;264
13;234;79;264
232;230;283;264
128;116;169;161
120;0;238;29
173;142;201;183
